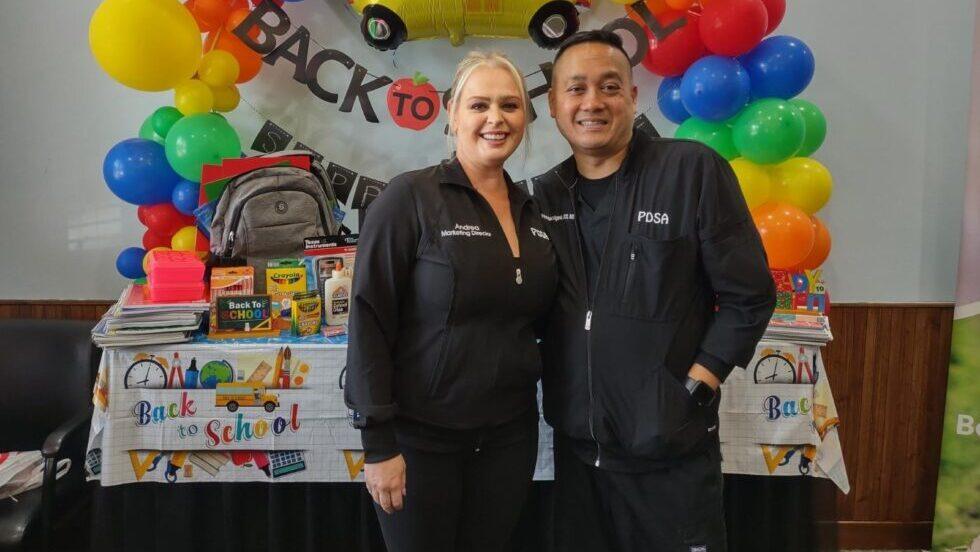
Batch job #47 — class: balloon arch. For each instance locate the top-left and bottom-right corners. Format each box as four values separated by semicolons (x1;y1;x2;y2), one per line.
91;0;831;280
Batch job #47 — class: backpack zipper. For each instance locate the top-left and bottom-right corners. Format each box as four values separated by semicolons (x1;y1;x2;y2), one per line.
222;187;330;257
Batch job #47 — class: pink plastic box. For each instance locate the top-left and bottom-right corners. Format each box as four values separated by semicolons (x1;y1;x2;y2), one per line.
146;250;205;282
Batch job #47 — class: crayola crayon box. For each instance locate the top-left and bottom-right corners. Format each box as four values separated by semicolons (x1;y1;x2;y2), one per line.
291;291;322;337
267;258;307;331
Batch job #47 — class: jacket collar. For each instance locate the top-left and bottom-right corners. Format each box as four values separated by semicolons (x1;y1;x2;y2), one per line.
438;157;531;205
552;131;650;189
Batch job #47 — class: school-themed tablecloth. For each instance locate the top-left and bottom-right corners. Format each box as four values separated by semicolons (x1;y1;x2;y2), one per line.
86;339;847;492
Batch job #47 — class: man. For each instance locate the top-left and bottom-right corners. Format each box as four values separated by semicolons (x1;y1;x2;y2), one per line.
534;30;777;551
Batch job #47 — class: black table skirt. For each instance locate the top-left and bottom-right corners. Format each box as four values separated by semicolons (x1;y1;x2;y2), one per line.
90;476;838;551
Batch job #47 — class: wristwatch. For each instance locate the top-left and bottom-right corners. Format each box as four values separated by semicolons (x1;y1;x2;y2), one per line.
685;376;717;407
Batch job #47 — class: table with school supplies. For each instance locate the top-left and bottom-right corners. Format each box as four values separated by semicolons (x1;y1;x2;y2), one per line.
86;336;846;551
86;337;846;489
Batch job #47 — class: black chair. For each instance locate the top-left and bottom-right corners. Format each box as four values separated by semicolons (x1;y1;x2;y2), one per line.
0;319;99;552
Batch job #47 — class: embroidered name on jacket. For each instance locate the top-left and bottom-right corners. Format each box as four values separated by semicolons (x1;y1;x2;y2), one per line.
441;223;492;238
637;211;670;224
530;227;550;240
541;212;575;222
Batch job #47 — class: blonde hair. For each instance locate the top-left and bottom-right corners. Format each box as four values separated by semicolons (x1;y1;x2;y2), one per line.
447;51;531;161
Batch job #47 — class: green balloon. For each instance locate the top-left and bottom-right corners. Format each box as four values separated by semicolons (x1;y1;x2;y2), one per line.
789;98;827;157
151;106;183;139
675;117;738;160
732;98;806;164
138;114;165;145
165;113;242;182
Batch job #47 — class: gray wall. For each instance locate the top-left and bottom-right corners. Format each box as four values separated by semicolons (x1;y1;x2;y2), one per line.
0;0;974;301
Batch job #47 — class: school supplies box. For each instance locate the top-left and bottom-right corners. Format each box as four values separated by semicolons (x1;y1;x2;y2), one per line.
266;258;307;331
303;234;358;293
215;295;273;332
290;291;322;337
145;251;206;303
209;266;255;331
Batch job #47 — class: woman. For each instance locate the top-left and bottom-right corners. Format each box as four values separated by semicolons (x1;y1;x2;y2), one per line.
344;51;557;551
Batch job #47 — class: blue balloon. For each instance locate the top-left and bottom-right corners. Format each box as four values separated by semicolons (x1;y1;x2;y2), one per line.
116;247;147;279
739;35;815;100
103;138;182;205
657;77;689;125
171;180;200;216
680;56;751;122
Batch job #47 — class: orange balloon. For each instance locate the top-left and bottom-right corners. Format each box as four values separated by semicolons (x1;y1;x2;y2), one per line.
225;8;260;40
205;28;262;83
751;202;815;269
185;1;217;33
665;0;695;8
191;0;248;32
798;216;831;269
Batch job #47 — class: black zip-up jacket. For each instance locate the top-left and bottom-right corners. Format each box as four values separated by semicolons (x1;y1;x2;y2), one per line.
344;159;558;463
533;133;776;470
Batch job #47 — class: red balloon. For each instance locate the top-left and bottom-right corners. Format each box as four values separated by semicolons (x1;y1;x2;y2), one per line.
760;0;786;35
751;201;815;269
699;0;768;57
798;216;831;269
142;229;172;250
141;203;195;236
137;204;150;225
641;10;708;77
184;1;215;33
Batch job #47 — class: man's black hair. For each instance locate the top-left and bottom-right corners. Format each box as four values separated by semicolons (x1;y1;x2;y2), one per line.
553;30;631;68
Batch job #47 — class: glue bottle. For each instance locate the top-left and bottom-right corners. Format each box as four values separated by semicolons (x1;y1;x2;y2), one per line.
323;261;352;326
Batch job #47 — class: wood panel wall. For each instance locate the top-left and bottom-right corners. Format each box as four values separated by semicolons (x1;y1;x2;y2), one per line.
821;303;953;549
0;300;954;550
0;300;113;321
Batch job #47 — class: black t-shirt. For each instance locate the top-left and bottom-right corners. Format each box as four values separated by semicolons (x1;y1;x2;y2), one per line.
575;173;615;303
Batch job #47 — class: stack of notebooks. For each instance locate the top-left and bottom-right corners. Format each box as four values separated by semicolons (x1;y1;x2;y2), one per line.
763;312;834;345
91;284;209;347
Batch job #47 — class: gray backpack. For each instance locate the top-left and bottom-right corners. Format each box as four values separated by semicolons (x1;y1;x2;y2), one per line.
210;153;342;272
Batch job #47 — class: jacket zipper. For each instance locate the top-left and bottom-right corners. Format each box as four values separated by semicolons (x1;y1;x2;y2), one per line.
469;188;529;288
622;244;637;304
562;170;622;468
223;187;330;257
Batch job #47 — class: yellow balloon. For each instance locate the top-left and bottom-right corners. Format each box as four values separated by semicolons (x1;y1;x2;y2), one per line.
198;50;241;88
771;157;834;214
143;246;170;274
89;0;202;92
171;226;199;251
174;79;214;115
212;85;241;112
730;158;772;210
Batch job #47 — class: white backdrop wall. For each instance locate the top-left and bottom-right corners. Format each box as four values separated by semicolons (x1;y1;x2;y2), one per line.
0;0;974;301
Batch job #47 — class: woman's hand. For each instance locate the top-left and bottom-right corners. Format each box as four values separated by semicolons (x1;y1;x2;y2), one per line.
365;454;407;514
